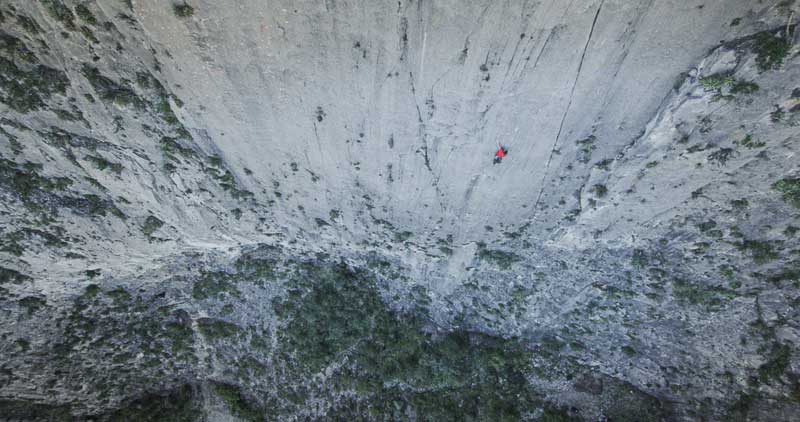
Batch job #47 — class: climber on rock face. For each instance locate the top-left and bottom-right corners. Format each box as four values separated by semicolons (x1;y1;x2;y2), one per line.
493;144;508;165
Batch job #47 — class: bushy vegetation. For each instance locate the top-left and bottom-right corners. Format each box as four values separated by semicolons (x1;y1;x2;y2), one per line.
173;3;195;18
75;4;97;25
103;384;201;421
475;242;522;269
197;318;240;339
0;50;69;112
141;215;164;237
272;260;575;420
773;178;800;208
40;0;77;30
753;32;790;71
734;239;780;264
576;135;596;163
85;155;123;173
192;270;241;300
81;65;143;108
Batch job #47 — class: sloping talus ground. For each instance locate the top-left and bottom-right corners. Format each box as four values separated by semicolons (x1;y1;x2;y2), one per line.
1;0;800;420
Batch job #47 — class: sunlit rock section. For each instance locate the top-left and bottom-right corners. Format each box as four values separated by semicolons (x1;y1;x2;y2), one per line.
1;0;799;421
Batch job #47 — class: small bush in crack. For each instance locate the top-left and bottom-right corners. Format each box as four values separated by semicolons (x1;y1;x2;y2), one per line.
173;3;195;18
39;0;77;30
85;155;123;173
699;73;734;90
75;4;97;25
591;184;608;198
707;148;736;166
773;178;800;208
141;215;164;237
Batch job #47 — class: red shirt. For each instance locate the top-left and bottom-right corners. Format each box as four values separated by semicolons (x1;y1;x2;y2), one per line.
495;148;506;158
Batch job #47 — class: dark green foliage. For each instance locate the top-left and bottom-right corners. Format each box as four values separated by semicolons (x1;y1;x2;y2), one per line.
79;25;98;43
771;105;784;122
16;15;42;35
0;32;36;64
576;135;596;163
85;155;123;173
766;265;800;287
476;242;522;270
621;345;636;356
106;287;132;305
78;193;126;219
85;268;100;279
83;284;101;298
142;215;164;236
758;342;791;383
197;318;240;339
233;247;278;285
1;230;25;256
192;271;240;300
206;154;222;167
699;73;759;101
75;4;97;25
0;400;73;422
707;147;736;166
699;72;734;90
735;134;765;149
53;284;197;394
18;296;46;314
0;53;69;112
212;383;262;422
159;136;195;159
274;260;574;421
173;3;195;18
753;32;790;71
595;158;613;170
730;80;759;95
202;156;254;200
631;248;648;268
671;279;736;310
731;198;750;210
590;184;608;198
773;178;800;208
137;72;181;125
103;384;202;422
394;230;413;242
81;65;144;108
697;220;717;232
0;267;32;284
734;239;780;264
39;0;77;30
0;158;72;208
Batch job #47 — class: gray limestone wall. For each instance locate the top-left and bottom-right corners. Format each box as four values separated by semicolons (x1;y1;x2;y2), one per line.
1;0;799;420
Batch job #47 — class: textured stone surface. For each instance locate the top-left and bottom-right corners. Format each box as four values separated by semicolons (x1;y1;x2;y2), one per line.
1;0;799;420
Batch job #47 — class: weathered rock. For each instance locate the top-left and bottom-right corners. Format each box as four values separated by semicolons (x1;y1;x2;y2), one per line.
1;0;799;420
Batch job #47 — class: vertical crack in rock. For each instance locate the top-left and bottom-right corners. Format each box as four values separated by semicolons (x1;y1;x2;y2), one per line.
531;0;605;219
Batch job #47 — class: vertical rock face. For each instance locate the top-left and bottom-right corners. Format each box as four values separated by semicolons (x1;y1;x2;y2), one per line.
1;0;799;420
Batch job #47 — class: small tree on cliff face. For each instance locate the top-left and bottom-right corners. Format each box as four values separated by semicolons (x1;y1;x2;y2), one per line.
173;3;194;18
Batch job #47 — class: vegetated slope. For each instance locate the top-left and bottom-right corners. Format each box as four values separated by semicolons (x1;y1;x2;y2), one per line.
0;0;799;420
